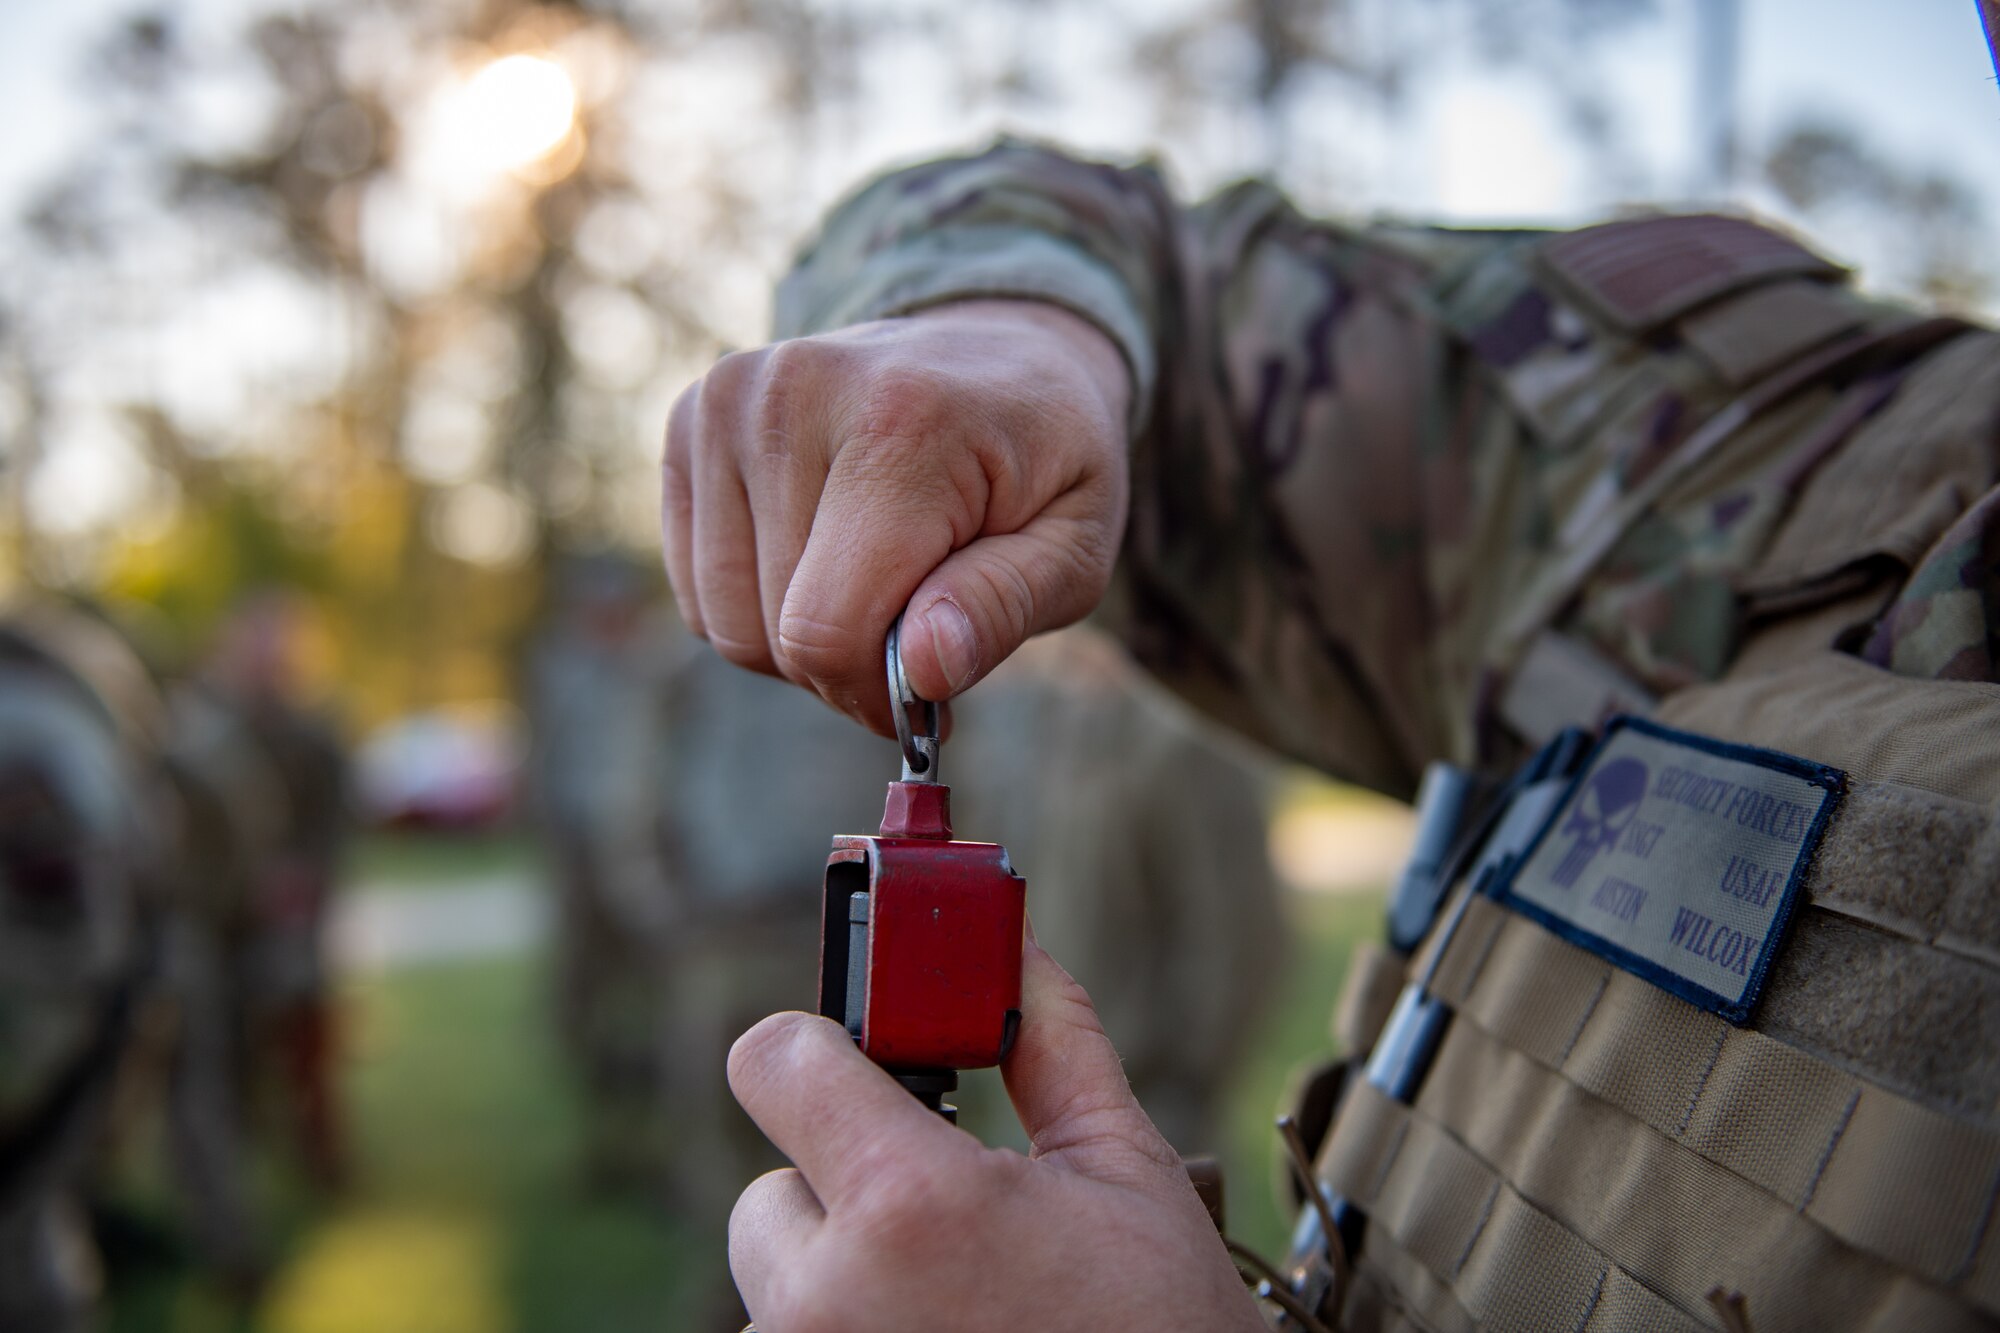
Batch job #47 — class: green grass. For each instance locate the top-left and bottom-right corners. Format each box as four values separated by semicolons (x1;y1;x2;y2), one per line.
105;951;704;1333
347;829;541;890
283;955;707;1333
1222;891;1385;1258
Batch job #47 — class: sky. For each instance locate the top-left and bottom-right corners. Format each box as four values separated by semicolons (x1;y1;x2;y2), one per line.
3;0;1995;226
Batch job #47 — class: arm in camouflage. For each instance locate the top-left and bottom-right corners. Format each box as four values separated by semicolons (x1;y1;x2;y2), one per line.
777;140;2000;797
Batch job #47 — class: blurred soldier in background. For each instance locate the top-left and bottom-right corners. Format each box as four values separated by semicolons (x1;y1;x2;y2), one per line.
0;603;167;1332
648;633;901;1331
155;668;288;1294
648;639;898;1229
947;627;1282;1154
205;593;352;1190
526;555;685;1189
120;591;350;1300
529;559;893;1328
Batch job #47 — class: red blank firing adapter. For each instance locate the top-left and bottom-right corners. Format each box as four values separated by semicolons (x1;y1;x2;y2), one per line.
817;621;1025;1120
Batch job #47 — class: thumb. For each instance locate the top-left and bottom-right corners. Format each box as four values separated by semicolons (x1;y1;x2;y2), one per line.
897;509;1119;704
1001;932;1180;1187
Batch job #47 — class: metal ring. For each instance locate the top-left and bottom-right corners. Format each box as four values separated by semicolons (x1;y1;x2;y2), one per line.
886;616;941;782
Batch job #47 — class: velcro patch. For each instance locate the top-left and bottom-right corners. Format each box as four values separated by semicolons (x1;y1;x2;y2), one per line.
1493;716;1844;1024
1539;215;1843;333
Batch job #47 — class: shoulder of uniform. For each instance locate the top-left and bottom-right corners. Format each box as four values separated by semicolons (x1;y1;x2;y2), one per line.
1429;213;1906;445
1534;212;1846;333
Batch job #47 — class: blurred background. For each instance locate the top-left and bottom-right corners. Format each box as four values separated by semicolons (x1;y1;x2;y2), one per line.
0;1;1993;1330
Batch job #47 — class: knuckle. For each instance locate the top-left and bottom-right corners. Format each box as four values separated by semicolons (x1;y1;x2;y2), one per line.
660;460;694;541
775;609;866;688
1039;1101;1181;1179
959;554;1039;643
850;1160;958;1245
707;344;764;391
757;336;832;400
660;451;693;505
663;382;700;457
708;627;774;671
1034;953;1107;1033
749;340;824;457
853;364;951;446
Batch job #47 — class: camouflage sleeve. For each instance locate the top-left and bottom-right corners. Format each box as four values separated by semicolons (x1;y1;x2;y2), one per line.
776;141;2000;796
775;139;1181;429
777;140;1513;793
1858;483;2000;681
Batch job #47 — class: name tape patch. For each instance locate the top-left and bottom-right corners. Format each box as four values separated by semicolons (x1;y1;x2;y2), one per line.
1494;716;1843;1024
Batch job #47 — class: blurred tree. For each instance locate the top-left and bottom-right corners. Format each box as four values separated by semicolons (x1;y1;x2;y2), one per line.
1763;115;1994;316
1126;0;1655;205
1;0;1985;730
3;3;720;721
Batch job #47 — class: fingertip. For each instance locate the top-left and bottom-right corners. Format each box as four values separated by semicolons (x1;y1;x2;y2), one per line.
727;1011;849;1104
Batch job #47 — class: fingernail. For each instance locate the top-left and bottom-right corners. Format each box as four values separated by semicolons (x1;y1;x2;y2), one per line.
918;599;978;694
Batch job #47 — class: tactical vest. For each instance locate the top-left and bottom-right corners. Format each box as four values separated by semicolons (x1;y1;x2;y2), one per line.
1270;220;2000;1332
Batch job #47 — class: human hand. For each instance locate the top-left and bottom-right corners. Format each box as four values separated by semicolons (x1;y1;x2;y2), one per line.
660;300;1131;736
726;937;1263;1333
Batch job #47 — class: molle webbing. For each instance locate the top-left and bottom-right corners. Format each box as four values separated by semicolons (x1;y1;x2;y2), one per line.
1326;891;2000;1332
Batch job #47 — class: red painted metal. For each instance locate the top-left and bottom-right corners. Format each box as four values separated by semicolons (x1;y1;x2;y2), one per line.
878;779;953;840
819;779;1025;1071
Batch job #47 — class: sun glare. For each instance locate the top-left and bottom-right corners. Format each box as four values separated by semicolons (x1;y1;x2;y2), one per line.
446;54;577;176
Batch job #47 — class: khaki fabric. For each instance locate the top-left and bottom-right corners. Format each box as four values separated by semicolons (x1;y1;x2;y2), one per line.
1659;656;2000;1118
1348;1224;1478;1333
1446;904;2000;1291
1338;892;2000;1326
1657;651;2000;806
1676;280;1863;388
1316;655;2000;1328
1322;1030;1993;1332
1336;940;1410;1059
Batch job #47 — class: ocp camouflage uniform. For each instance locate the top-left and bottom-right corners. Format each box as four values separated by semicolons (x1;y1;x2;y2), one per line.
644;632;902;1332
649;635;898;1229
778;141;2000;1330
0;607;166;1332
229;688;350;1189
157;680;288;1289
946;626;1283;1154
526;559;686;1189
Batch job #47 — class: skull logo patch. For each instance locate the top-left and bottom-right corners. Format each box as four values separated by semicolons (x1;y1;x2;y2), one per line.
1550;757;1649;889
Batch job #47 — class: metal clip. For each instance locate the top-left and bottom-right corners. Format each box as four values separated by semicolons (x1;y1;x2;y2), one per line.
886;615;941;784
